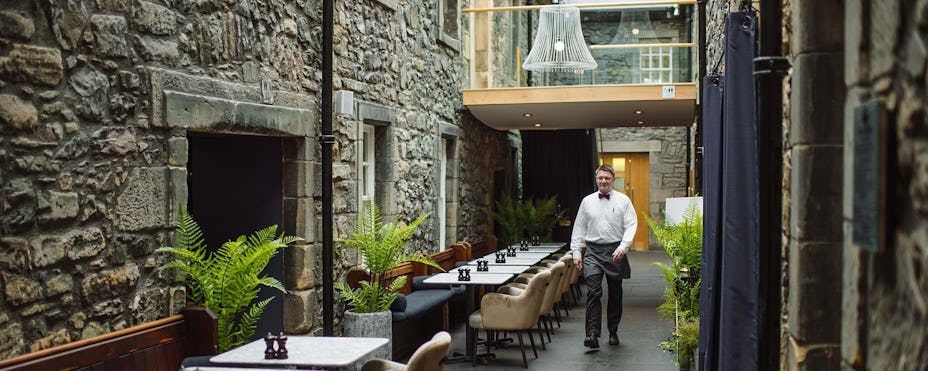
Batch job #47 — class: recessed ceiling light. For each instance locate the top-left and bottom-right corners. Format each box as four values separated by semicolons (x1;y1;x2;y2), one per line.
522;113;533;117
634;110;643;115
637;121;644;125
534;123;542;127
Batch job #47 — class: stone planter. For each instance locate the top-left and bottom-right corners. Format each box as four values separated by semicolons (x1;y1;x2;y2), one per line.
343;310;392;368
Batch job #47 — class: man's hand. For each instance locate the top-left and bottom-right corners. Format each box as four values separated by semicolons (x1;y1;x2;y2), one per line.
612;248;625;262
574;256;583;270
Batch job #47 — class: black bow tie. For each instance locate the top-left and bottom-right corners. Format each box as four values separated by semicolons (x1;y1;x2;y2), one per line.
598;193;610;200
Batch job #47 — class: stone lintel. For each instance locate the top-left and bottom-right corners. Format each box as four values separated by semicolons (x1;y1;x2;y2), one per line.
357;100;395;126
440;122;463;138
163;90;314;137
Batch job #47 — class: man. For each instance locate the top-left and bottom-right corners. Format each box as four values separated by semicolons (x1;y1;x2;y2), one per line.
570;164;638;349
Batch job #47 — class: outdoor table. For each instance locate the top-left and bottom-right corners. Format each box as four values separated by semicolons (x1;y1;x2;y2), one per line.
209;336;389;369
481;257;543;266
479;251;552;261
452;264;531;274
424;272;513;363
506;246;562;254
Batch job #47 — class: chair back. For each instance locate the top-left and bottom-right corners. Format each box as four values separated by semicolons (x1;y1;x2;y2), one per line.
555;255;573;301
540;262;566;315
405;331;452;371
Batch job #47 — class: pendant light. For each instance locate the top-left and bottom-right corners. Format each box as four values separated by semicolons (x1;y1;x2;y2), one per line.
522;6;598;72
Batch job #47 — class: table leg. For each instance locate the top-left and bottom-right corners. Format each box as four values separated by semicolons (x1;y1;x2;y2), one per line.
442;285;476;364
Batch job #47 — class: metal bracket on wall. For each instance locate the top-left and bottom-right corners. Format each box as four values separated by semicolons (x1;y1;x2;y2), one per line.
318;134;336;144
753;56;791;76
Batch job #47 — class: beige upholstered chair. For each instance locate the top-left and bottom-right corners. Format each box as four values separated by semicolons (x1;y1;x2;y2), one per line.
469;270;551;368
361;331;452;371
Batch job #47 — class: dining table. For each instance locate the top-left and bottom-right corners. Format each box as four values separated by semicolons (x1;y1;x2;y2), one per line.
208;336;389;369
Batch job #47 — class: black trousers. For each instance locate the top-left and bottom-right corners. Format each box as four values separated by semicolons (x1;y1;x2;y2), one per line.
584;261;624;338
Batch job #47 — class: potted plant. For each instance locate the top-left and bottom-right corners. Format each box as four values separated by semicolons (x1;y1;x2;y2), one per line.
647;200;702;369
492;195;563;248
334;203;442;361
157;206;301;352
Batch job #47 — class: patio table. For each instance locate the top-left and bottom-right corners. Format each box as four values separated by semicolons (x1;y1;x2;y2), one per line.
452;264;532;274
209;336;388;369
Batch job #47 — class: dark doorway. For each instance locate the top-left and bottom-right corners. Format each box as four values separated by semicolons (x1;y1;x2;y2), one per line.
188;132;284;339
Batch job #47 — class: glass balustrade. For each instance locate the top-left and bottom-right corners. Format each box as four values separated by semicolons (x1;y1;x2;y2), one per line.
462;1;696;90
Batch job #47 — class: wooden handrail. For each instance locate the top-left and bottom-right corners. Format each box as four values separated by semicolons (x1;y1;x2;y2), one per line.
0;315;184;368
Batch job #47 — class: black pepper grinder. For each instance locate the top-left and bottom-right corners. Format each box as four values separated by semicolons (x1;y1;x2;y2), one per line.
275;332;288;359
264;333;276;359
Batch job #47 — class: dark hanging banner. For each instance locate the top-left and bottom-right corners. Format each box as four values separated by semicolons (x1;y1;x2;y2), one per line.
716;10;759;369
699;75;724;371
521;129;598;241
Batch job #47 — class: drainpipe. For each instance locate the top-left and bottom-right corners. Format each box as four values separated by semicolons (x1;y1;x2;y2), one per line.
321;0;335;336
753;0;789;367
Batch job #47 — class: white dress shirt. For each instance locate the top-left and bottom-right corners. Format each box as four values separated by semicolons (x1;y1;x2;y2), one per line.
570;189;638;260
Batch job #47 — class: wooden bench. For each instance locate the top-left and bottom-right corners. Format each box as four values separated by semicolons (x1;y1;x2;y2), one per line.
0;307;218;371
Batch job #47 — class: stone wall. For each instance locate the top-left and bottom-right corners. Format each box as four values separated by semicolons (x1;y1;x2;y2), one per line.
842;0;928;368
598;126;689;247
0;0;513;357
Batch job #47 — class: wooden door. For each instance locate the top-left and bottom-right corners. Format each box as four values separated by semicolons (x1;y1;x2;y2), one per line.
600;153;650;250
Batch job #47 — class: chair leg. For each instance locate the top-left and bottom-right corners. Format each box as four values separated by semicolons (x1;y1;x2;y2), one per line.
516;331;528;368
543;316;553;342
471;327;478;367
536;322;547;350
527;330;538;359
553;305;562;327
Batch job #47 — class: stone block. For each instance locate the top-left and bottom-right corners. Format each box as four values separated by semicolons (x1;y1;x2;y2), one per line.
135;1;175;35
285;197;316;242
28;329;70;353
0;94;38;130
63;227;105;261
869;0;900;78
283;289;316;333
0;43;63;87
791;53;846;146
129;288;167;324
163;90;236;129
787;241;842;344
90;14;129;58
904;33;927;78
790;146;843;242
36;190;78;222
0;237;29;270
357;100;396;125
2;272;44;306
168;166;187;226
283;243;316;290
0;11;34;41
0;322;24;359
45;274;73;297
115;167;169;231
790;0;844;55
80;264;140;301
284;161;312;198
134;35;179;64
283;137;317;161
167;137;188;166
234;101;315;137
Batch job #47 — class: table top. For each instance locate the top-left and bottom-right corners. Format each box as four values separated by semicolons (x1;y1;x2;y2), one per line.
482;257;544;266
509;242;567;249
424;272;513;285
479;251;552;260
209;336;389;368
452;264;531;274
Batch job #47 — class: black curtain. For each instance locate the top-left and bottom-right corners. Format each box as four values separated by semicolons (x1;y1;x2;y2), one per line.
699;75;724;371
521;129;598;241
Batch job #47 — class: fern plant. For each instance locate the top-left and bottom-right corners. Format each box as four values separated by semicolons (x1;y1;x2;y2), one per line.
647;201;703;321
492;195;563;248
334;203;443;313
157;206;300;351
491;195;526;249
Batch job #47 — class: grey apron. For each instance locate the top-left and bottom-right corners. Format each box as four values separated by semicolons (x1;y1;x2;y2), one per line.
584;241;631;279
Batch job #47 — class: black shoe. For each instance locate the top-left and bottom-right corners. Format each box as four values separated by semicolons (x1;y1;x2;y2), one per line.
609;333;620;346
584;336;599;348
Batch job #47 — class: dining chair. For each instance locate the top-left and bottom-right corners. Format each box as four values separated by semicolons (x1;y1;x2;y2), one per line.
361;331;452;371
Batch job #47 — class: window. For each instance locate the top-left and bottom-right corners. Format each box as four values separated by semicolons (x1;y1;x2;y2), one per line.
640;46;673;83
438;0;461;50
359;124;375;207
439;139;448;248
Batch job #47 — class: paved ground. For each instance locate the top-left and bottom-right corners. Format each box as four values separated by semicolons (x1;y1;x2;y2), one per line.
443;249;677;370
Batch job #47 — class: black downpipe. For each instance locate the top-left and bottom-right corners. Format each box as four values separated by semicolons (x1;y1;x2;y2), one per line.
321;0;335;336
695;0;706;193
754;0;788;368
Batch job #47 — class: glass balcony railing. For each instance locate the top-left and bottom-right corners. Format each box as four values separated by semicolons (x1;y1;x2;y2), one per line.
462;1;697;90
